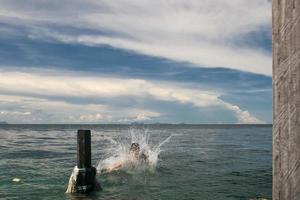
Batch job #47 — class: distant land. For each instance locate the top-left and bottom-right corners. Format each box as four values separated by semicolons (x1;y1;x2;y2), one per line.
0;121;8;124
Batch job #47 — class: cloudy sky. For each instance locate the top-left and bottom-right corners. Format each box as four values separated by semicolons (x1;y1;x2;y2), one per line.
0;0;272;124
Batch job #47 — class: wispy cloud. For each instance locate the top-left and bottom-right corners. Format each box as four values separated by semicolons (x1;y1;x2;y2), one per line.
0;94;163;123
0;0;271;123
0;0;271;75
0;70;263;123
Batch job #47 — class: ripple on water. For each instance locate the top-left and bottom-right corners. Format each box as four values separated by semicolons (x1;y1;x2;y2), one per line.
0;124;272;200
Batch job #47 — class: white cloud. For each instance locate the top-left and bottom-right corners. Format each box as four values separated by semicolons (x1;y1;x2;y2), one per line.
0;110;31;116
222;103;263;124
0;70;263;123
135;113;150;121
79;113;103;122
0;94;108;123
237;110;262;124
0;0;271;75
135;111;161;121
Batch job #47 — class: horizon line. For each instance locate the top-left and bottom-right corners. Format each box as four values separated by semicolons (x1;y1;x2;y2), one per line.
0;123;272;125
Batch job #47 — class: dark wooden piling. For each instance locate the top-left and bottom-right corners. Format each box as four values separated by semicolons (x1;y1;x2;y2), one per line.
66;130;101;194
77;130;92;168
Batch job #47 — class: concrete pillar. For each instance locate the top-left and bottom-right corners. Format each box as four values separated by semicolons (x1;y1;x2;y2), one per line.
273;0;300;199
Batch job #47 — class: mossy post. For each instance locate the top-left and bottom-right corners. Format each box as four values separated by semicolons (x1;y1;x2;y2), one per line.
66;130;101;194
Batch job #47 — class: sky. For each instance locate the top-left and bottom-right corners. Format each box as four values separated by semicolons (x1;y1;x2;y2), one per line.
0;0;272;124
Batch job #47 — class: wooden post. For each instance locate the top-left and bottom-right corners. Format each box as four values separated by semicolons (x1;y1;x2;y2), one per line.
273;0;300;199
76;130;94;193
77;130;92;169
66;130;101;194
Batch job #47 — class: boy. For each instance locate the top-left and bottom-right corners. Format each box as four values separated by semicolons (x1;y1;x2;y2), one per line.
101;142;149;173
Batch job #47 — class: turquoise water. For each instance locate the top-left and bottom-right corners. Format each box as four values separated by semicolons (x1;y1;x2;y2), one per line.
0;124;272;200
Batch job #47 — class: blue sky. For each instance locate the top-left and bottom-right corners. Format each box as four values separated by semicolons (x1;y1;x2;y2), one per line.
0;0;272;124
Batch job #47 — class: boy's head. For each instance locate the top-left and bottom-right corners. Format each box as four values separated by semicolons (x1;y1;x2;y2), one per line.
130;143;140;159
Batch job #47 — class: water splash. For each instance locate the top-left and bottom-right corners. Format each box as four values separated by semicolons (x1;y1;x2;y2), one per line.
97;127;172;174
65;166;79;193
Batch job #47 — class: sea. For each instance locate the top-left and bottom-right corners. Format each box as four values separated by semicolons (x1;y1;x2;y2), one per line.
0;124;272;200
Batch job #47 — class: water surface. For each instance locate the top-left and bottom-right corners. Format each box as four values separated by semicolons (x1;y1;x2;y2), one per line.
0;124;272;200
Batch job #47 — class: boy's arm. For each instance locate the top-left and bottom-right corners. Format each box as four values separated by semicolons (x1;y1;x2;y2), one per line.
101;161;123;173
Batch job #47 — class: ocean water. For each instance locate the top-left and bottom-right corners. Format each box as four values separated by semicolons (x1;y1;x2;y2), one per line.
0;124;272;200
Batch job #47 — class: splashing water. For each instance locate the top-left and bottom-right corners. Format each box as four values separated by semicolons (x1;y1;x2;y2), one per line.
97;127;172;174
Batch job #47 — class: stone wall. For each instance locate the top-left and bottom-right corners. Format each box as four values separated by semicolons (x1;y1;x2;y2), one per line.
273;0;300;199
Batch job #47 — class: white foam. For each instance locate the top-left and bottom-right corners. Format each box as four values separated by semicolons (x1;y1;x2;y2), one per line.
65;166;78;193
12;178;21;182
